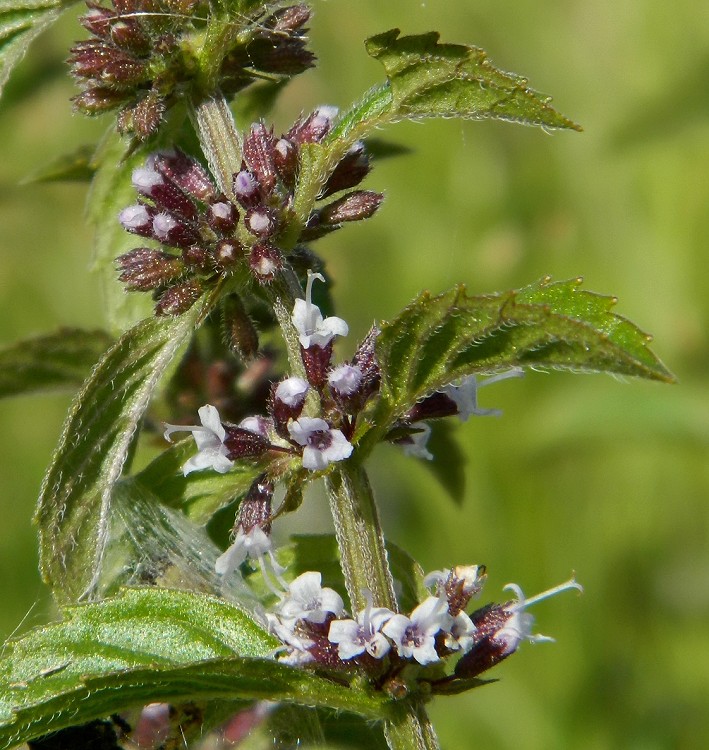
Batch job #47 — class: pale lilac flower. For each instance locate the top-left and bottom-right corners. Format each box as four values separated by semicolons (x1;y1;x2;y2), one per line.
265;613;315;666
328;592;395;660
215;526;273;577
495;576;583;655
288;417;353;470
292;270;348;349
132;165;163;193
382;596;453;665
275;376;310;407
400;422;433;461
119;203;150;230
444;611;476;653
328;363;363;397
163;404;233;476
443;368;524;421
238;415;271;438
277;571;344;625
152;212;179;241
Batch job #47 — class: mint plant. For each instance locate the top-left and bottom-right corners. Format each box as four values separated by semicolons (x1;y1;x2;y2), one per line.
0;2;674;749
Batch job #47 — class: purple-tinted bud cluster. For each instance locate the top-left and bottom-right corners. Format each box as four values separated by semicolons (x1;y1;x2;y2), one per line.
70;1;316;139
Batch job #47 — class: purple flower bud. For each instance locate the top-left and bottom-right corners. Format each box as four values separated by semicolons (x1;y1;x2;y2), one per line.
243;122;278;193
249;242;283;282
274;137;298;187
236;476;274;534
287;106;337;144
119;203;154;236
320;141;371;198
269;4;311;32
151;149;216;202
222;294;259;361
155;279;202;316
152;212;200;248
233;170;261;208
300;341;334;390
109;19;150;55
68;41;114;79
72;87;126;114
181;245;211;272
80;5;116;39
119;92;165;140
101;56;147;87
222;425;270;460
116;247;184;290
214;238;245;269
328;364;363;397
249;39;316;76
245;206;278;238
317;190;384;224
207;199;238;234
271;376;309;436
351;325;381;403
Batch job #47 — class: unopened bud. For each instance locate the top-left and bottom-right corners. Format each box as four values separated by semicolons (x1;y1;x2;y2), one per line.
320;142;371;198
271;377;309;435
236;476;274;535
270;4;311;32
287;106;337;144
72;86;126;114
233;170;262;208
80;6;116;38
249;242;283;282
243;122;278;193
351;325;381;403
117;248;184;290
214;238;245;269
274;137;298;187
120;92;165;140
208;199;239;234
222;426;270;460
152;149;216;202
109;19;150;55
181;245;211;272
245;206;278;238
300;342;334;390
155;279;202;316
152;212;200;248
119;203;155;237
222;294;259;361
249;38;315;76
318;190;383;224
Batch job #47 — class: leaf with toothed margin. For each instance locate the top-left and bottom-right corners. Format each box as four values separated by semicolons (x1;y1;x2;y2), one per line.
0;588;389;749
0;0;74;101
35;297;210;606
292;30;579;230
367;277;675;436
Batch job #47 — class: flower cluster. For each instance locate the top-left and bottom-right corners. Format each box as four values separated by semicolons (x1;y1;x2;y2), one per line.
117;110;382;314
70;0;315;138
262;562;582;687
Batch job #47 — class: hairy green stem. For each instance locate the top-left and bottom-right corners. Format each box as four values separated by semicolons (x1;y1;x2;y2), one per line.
384;702;440;750
190;93;242;196
325;463;397;613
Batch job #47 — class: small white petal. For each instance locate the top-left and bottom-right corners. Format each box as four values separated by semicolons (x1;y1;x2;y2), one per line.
275;377;310;407
328;364;363;396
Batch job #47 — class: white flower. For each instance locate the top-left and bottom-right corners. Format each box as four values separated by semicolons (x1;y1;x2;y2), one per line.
443;368;524;422
288;417;353;471
265;613;315;666
444;611;476;653
238;415;270;438
119;204;150;230
328;592;395;660
400;422;433;461
163;404;233;476
275;376;310;407
152;212;179;241
277;571;344;625
328;364;363;397
382;596;453;665
495;576;583;655
215;526;273;577
292;270;348;349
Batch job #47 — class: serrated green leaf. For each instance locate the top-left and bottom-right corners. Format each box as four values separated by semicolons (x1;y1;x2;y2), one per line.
364;29;580;129
0;0;73;100
370;277;675;436
35;298;209;605
132;439;266;524
0;328;112;399
292;32;578;232
0;589;389;748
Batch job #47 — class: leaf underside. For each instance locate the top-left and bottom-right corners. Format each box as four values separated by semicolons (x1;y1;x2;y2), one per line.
375;277;675;424
35;299;208;606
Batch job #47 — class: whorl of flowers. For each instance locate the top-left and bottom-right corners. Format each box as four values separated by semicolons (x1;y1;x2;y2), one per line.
117;109;381;315
70;0;315;138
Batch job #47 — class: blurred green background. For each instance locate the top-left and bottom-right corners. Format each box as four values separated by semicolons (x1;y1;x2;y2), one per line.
1;1;707;748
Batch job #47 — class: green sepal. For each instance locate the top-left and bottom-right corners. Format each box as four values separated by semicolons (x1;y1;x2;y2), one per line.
35;297;210;605
0;588;389;749
0;328;112;399
368;277;675;441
